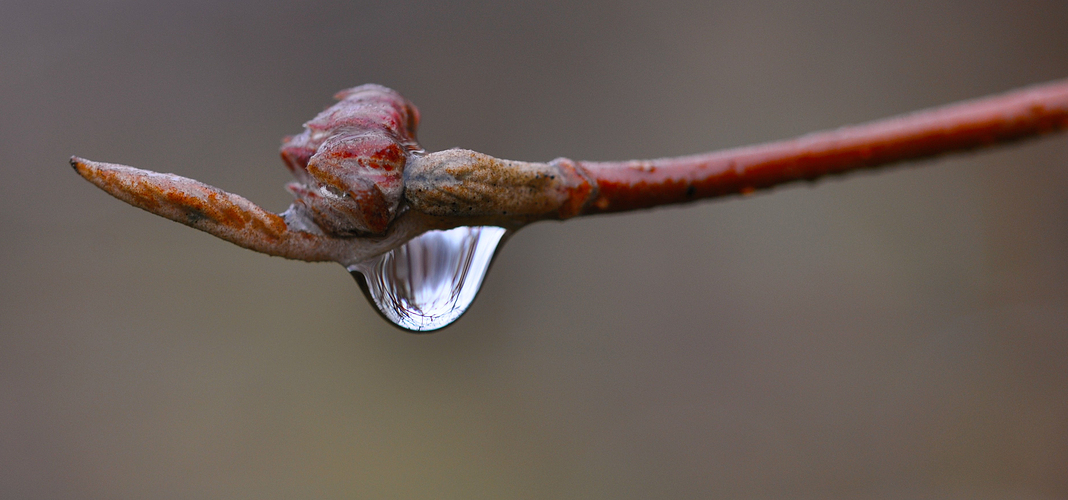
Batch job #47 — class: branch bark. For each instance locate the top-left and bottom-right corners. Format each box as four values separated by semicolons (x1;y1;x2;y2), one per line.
73;78;1068;264
574;79;1068;213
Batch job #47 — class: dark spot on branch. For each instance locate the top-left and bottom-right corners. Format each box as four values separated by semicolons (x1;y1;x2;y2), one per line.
186;208;209;225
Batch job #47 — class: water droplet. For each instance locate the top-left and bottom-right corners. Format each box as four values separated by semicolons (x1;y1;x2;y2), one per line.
348;226;508;332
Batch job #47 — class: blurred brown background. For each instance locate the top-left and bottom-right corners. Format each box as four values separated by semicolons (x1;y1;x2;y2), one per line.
2;0;1067;498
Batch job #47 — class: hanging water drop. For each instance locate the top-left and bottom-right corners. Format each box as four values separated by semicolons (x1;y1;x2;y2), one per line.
348;226;509;332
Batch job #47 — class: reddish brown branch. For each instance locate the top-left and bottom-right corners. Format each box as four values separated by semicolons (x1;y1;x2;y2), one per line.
69;78;1068;332
73;79;1068;266
576;79;1068;214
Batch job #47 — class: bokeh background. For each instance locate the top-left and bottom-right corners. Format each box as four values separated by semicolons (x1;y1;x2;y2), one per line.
3;1;1067;498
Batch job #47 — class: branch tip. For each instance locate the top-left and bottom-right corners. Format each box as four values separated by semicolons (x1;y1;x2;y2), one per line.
69;157;339;262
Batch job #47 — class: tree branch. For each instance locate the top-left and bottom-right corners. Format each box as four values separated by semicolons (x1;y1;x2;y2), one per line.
575;78;1068;213
73;78;1068;265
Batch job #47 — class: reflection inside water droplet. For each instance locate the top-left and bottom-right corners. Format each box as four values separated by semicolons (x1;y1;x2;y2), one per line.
348;226;508;332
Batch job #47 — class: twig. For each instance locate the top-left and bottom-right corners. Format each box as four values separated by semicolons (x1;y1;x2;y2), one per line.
73;79;1068;266
576;79;1068;213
